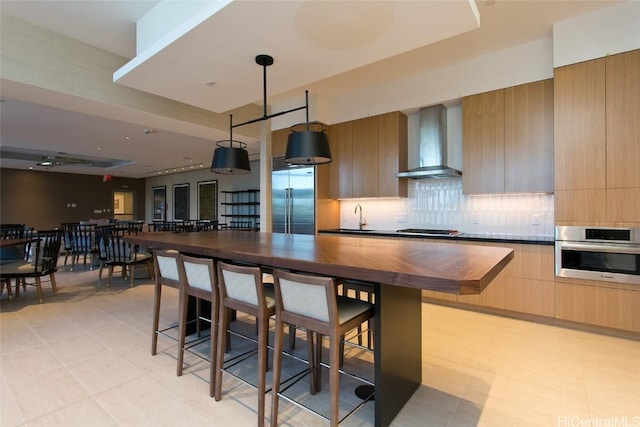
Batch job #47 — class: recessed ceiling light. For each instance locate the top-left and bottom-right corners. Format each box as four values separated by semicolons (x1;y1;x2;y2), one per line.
125;136;131;140
205;81;216;87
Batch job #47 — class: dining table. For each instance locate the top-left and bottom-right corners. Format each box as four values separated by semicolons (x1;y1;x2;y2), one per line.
125;230;513;426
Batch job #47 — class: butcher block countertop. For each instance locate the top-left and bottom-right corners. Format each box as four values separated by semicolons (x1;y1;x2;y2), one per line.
126;230;513;295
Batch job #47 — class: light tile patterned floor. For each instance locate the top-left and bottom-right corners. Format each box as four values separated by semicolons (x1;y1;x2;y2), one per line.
1;261;639;427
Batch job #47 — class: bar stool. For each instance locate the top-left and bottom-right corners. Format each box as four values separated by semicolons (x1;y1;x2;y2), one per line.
338;279;375;365
151;249;181;356
176;254;218;397
270;269;375;427
215;261;276;427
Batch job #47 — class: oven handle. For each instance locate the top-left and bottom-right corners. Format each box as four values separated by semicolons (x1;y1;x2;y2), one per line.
559;242;640;255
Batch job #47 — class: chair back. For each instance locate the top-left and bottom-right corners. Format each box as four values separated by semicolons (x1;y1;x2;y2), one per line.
69;224;97;253
60;222;77;251
178;254;216;296
104;233;135;263
272;270;336;324
33;230;63;274
0;224;25;239
217;261;264;307
153;249;181;287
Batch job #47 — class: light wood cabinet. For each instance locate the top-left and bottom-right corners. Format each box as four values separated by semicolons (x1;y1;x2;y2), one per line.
351;116;379;198
462;79;554;195
331;121;353;199
504;79;554;193
456;242;555;317
462;89;505;194
606;49;640;190
330;111;407;199
554;49;640;225
553;59;606;192
271;128;289;158
556;281;640;332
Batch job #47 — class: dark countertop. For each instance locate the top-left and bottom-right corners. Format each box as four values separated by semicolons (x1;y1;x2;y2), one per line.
318;229;554;245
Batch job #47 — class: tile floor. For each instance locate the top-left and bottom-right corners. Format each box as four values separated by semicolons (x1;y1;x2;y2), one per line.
1;260;639;427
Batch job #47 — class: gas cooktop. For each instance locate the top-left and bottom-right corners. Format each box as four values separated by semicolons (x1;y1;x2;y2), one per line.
396;228;460;236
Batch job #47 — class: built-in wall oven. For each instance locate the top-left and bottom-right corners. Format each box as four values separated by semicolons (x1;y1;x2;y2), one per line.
555;226;640;285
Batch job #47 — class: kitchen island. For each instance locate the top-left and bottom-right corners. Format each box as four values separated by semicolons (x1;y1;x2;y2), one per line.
126;231;513;426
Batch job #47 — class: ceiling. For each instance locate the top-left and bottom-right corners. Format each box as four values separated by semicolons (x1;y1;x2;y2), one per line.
0;0;622;178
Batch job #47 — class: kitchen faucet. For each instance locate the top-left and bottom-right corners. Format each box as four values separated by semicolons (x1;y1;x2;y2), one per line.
355;204;366;230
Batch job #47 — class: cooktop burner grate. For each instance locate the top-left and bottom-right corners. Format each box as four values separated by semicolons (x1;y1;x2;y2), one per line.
397;228;460;236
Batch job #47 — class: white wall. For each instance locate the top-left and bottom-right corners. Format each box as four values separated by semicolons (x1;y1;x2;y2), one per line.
553;1;640;68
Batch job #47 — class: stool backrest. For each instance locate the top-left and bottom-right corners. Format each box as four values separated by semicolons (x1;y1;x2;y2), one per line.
273;270;336;323
179;255;215;293
217;261;263;306
153;249;180;287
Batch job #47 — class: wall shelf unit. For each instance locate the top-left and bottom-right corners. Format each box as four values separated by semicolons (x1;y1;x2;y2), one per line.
220;189;260;230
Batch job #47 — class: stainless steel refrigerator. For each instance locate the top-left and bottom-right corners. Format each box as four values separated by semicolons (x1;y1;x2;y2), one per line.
272;157;315;235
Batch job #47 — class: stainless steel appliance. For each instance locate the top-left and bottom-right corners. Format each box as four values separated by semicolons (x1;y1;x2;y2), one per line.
272;157;315;235
555;226;640;285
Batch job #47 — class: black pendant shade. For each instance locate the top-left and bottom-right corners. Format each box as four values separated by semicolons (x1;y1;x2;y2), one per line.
285;123;332;165
210;54;331;174
210;143;251;175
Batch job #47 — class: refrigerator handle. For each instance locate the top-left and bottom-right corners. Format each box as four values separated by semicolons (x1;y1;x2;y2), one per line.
285;188;292;234
287;188;293;234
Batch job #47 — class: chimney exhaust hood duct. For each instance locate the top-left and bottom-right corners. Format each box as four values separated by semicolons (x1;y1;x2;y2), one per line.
397;104;462;179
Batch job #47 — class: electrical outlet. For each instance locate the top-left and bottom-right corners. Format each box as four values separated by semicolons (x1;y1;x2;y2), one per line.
532;214;541;225
395;213;408;223
472;215;480;225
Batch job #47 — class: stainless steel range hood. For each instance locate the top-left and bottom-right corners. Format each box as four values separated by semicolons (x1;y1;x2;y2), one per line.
397;104;462;179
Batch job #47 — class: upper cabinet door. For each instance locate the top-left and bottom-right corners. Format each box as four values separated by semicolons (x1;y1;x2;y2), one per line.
606;49;640;189
378;112;408;198
504;79;554;193
553;58;606;191
271;128;290;158
462;89;505;194
351;116;380;198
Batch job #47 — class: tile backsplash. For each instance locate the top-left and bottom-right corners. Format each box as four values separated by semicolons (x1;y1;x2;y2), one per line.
339;178;554;237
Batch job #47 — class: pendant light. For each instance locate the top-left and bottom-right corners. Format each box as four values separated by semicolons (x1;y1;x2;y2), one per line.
285;91;331;165
211;115;251;174
210;54;331;174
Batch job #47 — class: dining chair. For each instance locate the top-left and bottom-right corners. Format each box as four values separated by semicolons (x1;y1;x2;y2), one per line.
0;230;62;303
103;231;153;287
270;269;375;427
215;261;276;427
68;223;98;270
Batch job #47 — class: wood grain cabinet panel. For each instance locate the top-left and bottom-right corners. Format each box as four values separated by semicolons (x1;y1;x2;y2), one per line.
606;49;640;190
430;241;555;318
331;121;353;199
271;128;289;158
378;112;408;198
463;80;553;195
462;89;505;194
351;116;380;198
556;282;640;332
553;58;606;191
330;112;407;199
504;79;554;193
554;50;639;225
